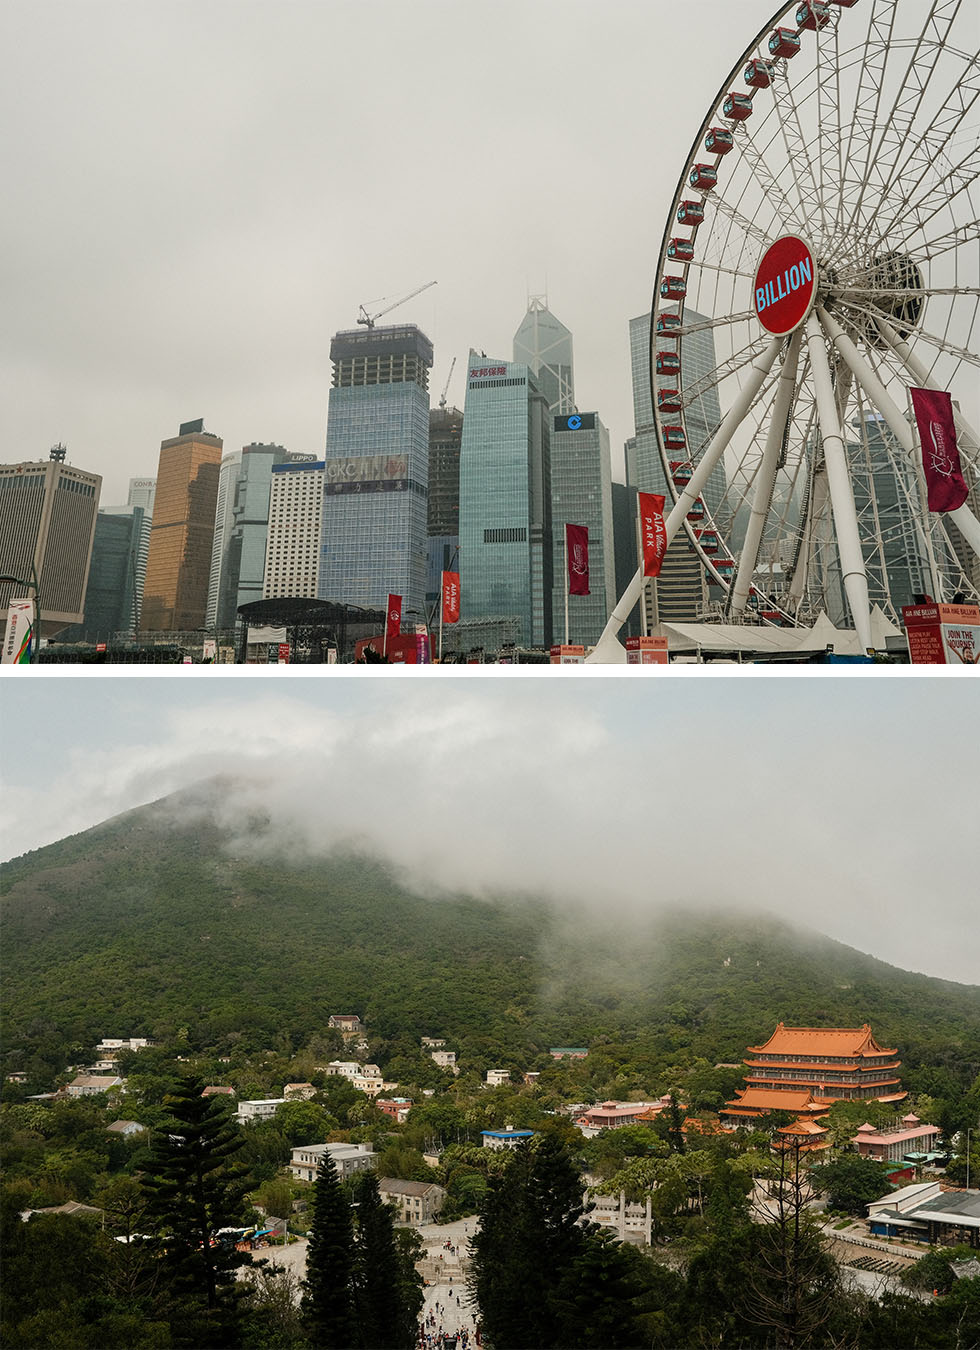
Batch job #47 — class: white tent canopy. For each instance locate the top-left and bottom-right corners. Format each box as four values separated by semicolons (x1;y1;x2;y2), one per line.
658;607;903;657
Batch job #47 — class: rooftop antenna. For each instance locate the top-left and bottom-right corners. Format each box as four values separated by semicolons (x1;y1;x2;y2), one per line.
357;280;437;329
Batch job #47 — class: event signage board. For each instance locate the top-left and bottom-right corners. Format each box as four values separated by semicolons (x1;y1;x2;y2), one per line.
753;235;816;335
626;636;669;665
902;602;980;665
2;599;34;664
549;645;585;664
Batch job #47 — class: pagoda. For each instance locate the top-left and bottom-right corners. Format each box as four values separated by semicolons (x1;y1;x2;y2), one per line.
720;1023;906;1126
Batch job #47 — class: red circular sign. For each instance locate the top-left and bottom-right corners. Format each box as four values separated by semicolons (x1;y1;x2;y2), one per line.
753;235;816;335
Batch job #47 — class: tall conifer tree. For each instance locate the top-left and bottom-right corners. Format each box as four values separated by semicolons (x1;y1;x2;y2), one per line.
141;1074;253;1348
301;1152;357;1350
352;1172;419;1349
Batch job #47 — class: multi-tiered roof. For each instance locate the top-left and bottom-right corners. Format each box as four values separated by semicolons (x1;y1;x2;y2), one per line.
721;1023;906;1126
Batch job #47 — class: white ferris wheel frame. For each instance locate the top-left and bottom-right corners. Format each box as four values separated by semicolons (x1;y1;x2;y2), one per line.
588;0;980;663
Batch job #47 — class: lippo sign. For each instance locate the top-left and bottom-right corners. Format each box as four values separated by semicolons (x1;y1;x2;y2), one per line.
902;602;980;665
754;235;816;335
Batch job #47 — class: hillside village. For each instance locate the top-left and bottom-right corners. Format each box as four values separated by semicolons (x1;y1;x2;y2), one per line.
6;1016;979;1265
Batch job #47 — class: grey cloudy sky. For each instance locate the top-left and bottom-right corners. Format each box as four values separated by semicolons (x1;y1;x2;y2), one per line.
1;0;787;502
1;674;976;986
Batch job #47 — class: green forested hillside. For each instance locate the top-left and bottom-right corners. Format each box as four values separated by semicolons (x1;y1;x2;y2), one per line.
2;788;978;1097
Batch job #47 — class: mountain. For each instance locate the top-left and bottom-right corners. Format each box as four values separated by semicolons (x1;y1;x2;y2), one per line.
2;785;978;1093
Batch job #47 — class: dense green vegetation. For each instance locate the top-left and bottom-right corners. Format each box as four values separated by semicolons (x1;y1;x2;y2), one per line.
2;794;979;1346
2;794;978;1108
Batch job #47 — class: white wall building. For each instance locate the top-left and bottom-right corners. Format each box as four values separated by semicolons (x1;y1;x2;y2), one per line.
263;459;324;600
289;1141;376;1183
236;1098;286;1125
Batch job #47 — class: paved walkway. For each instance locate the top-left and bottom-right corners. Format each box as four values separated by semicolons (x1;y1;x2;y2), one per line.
417;1217;479;1342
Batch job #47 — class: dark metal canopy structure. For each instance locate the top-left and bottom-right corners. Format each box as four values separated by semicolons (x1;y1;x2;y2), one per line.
236;597;386;663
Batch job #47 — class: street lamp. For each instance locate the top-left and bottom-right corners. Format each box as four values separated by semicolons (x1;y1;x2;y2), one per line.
0;564;41;663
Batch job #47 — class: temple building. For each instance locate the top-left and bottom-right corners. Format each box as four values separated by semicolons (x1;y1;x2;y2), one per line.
773;1118;831;1156
721;1023;906;1126
852;1114;941;1163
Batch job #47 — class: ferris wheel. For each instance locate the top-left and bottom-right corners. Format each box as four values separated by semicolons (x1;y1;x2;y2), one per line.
590;0;980;662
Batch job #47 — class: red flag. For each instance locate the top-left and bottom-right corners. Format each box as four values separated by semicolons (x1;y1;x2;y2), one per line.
441;572;460;624
638;492;668;577
385;594;402;641
911;387;969;513
565;524;590;596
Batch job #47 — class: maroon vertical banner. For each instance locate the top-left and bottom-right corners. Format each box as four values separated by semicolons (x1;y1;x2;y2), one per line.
385;594;402;642
911;387;969;513
441;572;460;624
638;492;668;577
566;523;590;596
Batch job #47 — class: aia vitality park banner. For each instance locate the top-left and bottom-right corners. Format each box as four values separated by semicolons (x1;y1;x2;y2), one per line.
638;493;667;577
441;572;460;624
566;524;590;595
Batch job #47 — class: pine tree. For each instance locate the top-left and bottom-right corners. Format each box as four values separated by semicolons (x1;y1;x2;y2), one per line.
141;1073;254;1348
472;1134;591;1349
352;1172;418;1350
301;1151;357;1350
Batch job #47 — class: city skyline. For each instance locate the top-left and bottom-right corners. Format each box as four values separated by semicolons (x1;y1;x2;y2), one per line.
1;0;784;504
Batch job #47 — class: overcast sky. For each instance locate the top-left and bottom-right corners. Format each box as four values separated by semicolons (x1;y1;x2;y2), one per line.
0;0;792;502
2;675;976;986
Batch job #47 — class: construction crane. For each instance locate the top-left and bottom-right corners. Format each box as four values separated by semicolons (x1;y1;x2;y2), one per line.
357;280;437;329
438;356;457;409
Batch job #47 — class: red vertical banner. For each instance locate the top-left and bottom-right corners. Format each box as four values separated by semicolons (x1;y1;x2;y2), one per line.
638;492;668;577
385;594;402;642
566;524;590;596
441;572;460;624
910;387;969;513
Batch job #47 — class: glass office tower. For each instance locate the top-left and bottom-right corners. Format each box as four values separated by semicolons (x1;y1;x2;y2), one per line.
549;413;616;646
318;325;431;620
458;353;552;648
513;299;575;414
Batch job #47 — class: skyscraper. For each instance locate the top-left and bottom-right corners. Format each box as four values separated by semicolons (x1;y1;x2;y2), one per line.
549;413;616;646
457;352;552;648
59;506;145;643
628;310;726;625
264;459;325;601
0;446;101;637
426;405;462;613
207;442;298;629
513;299;575;413
141;420;222;632
319;325;431;619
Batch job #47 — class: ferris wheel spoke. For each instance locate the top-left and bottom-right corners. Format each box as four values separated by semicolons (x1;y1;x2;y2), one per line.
733;119;808;235
872;313;980;456
903;218;980;264
709;193;771;250
857;1;966;212
675;334;772;417
872;136;980;255
869;75;980;249
839;0;900;240
840;302;980;369
768;63;826;234
673;310;756;338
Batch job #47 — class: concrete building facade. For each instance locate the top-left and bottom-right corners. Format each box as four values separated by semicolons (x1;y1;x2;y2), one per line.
0;448;102;637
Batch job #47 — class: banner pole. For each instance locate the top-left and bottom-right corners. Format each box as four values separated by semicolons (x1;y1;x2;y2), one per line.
564;526;569;647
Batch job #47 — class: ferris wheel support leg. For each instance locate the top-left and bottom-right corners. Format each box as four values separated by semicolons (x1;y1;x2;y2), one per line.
872;314;980;453
730;331;802;616
805;312;874;653
586;335;783;663
819;306;980;569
